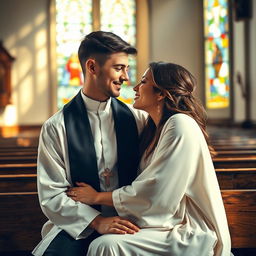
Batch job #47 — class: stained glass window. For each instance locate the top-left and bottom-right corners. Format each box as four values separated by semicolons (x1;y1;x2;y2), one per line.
204;0;230;109
100;0;137;104
55;0;92;109
55;0;137;108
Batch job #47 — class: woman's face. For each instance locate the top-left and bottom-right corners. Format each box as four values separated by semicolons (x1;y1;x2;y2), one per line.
133;68;161;112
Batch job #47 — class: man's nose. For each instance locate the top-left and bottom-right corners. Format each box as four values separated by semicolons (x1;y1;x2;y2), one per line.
121;70;129;81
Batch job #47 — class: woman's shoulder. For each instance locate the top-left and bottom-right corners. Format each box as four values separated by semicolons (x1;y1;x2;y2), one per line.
163;113;201;137
167;113;197;128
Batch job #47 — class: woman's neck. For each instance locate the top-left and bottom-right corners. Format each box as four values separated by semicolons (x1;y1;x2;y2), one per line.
148;105;163;127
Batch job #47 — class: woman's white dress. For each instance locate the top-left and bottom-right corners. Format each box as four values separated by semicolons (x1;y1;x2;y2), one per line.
87;114;232;256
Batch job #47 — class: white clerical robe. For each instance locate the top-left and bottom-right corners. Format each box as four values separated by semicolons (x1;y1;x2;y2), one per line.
32;92;147;256
87;114;233;256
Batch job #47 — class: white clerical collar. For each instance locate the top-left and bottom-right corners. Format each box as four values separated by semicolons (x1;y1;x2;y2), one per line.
80;90;112;112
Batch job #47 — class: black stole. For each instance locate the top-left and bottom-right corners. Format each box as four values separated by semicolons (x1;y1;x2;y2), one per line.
63;92;139;197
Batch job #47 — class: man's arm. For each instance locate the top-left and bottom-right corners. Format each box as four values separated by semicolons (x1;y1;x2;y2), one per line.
39;116;139;237
37;119;101;239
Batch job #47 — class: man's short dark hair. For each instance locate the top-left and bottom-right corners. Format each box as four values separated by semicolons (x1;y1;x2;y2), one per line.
78;31;137;74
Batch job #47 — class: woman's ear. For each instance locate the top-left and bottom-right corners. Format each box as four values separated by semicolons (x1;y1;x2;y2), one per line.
86;59;96;74
157;91;166;102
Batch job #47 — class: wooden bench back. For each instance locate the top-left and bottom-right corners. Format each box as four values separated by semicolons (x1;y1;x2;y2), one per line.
221;190;256;248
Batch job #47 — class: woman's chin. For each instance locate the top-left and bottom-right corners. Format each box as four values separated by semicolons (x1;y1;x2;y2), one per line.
133;102;140;109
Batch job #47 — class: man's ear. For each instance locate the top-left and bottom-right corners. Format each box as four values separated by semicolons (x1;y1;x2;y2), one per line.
86;59;96;74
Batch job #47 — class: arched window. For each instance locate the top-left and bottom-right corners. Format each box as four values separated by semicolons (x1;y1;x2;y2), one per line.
203;0;231;110
51;0;144;110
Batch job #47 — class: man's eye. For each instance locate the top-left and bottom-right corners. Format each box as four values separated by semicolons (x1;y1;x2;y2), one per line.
115;67;122;71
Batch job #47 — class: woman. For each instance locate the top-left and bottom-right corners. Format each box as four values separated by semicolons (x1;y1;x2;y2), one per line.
67;62;232;256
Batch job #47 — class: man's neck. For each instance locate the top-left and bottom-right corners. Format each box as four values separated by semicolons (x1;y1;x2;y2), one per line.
82;88;109;102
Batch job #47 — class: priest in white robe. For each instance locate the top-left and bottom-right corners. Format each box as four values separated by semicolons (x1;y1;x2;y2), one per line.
32;31;147;256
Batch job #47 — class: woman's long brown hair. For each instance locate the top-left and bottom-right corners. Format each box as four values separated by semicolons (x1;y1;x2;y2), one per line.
140;62;216;159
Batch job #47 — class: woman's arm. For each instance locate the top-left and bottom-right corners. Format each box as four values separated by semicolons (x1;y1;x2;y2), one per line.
67;182;114;206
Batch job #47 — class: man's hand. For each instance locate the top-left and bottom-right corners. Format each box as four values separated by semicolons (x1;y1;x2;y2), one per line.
90;215;140;235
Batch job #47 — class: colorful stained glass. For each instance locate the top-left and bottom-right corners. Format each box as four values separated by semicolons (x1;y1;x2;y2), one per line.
100;0;137;104
55;0;92;109
56;0;137;107
204;0;230;109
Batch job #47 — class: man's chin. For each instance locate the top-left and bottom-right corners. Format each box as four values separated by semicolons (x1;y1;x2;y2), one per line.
111;90;120;98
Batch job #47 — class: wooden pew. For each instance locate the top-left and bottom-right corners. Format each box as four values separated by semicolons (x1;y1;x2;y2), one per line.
216;168;256;189
221;190;256;248
216;150;256;157
213;156;256;168
216;167;256;250
0;156;44;253
0;192;46;253
208;126;256;253
0;155;37;164
213;144;256;151
0;139;42;254
0;163;37;175
0;174;37;193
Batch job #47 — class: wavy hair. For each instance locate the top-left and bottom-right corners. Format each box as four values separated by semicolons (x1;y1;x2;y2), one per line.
140;62;215;158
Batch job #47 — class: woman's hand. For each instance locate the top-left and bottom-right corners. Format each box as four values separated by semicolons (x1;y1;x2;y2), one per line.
66;182;98;205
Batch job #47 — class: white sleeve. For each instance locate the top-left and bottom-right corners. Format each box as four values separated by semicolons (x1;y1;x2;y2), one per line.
37;120;100;239
125;103;148;135
112;115;200;227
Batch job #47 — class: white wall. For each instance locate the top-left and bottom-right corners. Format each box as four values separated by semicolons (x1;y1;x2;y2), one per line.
250;0;256;122
0;0;50;125
149;0;204;100
233;21;246;122
233;0;256;123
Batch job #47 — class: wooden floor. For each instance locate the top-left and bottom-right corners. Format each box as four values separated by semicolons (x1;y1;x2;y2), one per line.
0;125;256;256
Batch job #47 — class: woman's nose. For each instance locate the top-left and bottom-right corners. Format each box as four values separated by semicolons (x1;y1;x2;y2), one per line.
133;84;139;91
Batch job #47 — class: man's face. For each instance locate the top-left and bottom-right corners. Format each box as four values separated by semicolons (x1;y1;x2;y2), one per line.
95;52;129;100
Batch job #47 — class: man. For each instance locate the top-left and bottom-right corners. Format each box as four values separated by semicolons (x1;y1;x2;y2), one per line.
32;31;146;256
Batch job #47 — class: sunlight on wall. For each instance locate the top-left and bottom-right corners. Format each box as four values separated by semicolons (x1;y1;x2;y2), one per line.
18;47;32;80
20;76;33;114
5;35;16;50
35;29;47;49
36;68;48;95
34;12;46;27
35;29;48;95
3;105;17;126
36;47;47;70
18;23;33;40
1;6;49;125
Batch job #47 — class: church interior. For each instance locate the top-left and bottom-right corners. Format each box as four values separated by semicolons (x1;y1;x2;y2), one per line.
0;0;256;255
